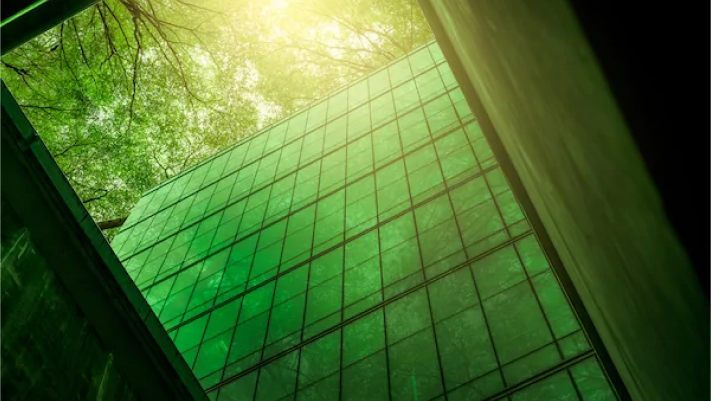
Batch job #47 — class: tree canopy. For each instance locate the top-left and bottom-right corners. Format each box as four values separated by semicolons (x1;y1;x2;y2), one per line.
1;0;432;238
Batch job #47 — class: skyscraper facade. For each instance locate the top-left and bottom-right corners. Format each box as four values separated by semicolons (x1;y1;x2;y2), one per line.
112;40;619;401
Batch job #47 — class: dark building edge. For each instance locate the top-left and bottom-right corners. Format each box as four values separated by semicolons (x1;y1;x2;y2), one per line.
1;0;101;56
562;0;709;295
1;82;207;401
415;1;632;400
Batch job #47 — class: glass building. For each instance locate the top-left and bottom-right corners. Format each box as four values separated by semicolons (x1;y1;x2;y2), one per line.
111;40;618;401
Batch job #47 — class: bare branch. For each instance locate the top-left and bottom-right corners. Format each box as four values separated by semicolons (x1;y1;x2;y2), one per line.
104;1;132;49
1;61;30;76
3;60;55;103
97;5;118;67
98;216;128;230
150;148;173;179
173;0;224;15
18;104;74;113
71;19;91;68
127;16;142;130
82;189;109;204
53;138;99;158
59;22;83;90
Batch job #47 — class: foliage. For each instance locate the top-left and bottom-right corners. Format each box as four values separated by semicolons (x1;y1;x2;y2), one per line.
1;0;432;238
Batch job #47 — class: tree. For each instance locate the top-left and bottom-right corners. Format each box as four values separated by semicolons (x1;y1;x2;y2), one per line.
231;0;433;110
1;0;432;239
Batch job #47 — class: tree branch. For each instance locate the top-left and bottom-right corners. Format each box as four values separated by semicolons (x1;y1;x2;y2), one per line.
1;61;30;76
97;216;128;230
127;15;142;130
82;189;109;204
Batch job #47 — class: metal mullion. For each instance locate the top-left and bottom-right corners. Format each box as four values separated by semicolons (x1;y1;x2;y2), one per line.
400;64;456;401
338;87;349;401
241;196;278;282
440;350;597;401
274;139;302;183
137;214;164;252
296;128;319;172
485;168;610;398
216;216;528;338
567;367;586;401
173;278;214;375
438;80;512;393
140;38;436;198
434;79;516;393
158;206;188;241
509;226;569;321
166;164;501;333
509;225;586;400
189;252;240;386
168;182;202;236
171;250;211;328
179;275;219;328
433;316;590;391
488;353;596;401
148;279;172;320
155;256;197;329
175;171;196;203
194;208;227;268
474;136;573;388
210;213;248;302
197;222;535;353
206;231;535;394
128;241;161;288
142;227;198;288
234;152;277;286
172;148;497;304
369;75;394;401
392;60;449;401
441;51;583;400
135;113;475;291
202;159;230;195
169;227;225;322
167;209;520;332
123;217;155;260
245;270;281;396
218;274;249;390
309;159;331;256
154;207;180;244
243;223;536;342
435;156;509;395
123;91;445;252
292;94;330;401
365;219;534;310
422;13;630;398
247;149;290;237
265;119;291;157
124;61;451;232
248;189;294;399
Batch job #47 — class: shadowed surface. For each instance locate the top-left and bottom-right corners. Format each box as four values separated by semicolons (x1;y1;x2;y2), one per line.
422;1;708;400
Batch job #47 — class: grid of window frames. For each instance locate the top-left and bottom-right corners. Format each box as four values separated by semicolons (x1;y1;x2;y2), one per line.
113;40;619;401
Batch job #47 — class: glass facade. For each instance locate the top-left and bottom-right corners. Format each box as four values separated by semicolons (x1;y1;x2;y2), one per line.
113;41;618;401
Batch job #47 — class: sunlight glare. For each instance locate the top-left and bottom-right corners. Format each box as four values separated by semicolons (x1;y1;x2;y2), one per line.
270;0;288;10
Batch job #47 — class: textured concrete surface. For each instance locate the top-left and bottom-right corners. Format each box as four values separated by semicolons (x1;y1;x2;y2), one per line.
422;1;709;400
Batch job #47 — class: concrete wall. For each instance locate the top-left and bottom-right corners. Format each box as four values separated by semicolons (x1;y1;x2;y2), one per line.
419;1;708;400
